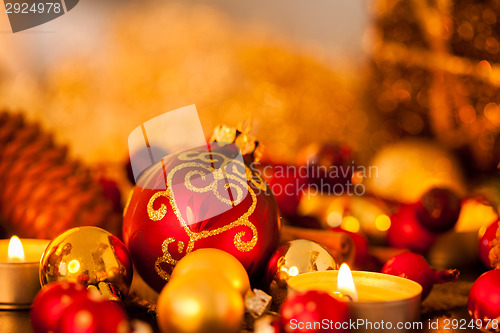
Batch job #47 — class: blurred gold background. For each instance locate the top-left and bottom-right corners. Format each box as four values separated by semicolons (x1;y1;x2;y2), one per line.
0;0;499;173
0;1;371;165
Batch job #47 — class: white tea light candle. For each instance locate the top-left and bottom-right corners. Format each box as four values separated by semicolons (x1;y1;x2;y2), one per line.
0;237;49;309
288;267;422;333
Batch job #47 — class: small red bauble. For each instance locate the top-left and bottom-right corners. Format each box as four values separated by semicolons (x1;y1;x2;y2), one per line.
259;162;306;217
297;143;355;192
468;269;500;332
329;227;369;269
57;297;130;333
386;204;437;254
97;177;123;214
123;143;280;292
479;219;500;268
280;290;349;333
382;252;459;300
30;281;89;333
415;188;461;233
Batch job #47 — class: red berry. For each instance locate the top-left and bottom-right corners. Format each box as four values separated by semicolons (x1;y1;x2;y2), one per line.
479;220;499;268
280;290;349;333
382;252;459;300
30;281;89;333
386;204;437;254
468;269;500;332
57;297;130;333
415;188;461;233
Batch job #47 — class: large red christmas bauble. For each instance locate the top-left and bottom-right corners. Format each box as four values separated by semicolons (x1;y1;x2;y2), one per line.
123;143;280;292
468;269;500;332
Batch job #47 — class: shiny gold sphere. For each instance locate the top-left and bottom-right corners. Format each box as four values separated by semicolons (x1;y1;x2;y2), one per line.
170;248;250;296
39;226;133;298
365;140;466;203
157;270;244;333
265;239;338;306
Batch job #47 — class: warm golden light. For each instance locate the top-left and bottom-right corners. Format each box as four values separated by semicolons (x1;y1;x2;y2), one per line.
341;216;360;233
337;263;357;301
375;214;391;231
288;266;299;277
68;260;80;274
8;236;25;262
327;212;342;227
455;198;498;232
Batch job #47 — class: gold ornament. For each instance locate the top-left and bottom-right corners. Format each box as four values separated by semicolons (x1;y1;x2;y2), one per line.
266;239;338;306
170;248;250;296
365;140;466;203
39;226;133;300
157;270;244;333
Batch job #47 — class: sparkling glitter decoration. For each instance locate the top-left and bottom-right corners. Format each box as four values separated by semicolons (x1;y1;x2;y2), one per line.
368;0;500;171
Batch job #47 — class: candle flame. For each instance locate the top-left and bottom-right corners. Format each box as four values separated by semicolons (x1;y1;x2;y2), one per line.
8;236;25;262
337;263;358;301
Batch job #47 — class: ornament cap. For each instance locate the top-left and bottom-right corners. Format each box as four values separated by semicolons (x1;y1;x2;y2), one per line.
210;121;263;163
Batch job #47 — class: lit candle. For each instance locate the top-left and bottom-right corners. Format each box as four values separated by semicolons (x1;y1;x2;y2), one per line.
336;263;358;301
0;236;50;309
288;264;422;333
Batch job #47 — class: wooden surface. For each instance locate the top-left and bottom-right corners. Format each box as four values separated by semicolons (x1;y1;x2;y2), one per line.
0;310;32;333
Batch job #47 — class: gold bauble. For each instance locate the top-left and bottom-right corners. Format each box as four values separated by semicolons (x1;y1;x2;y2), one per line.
365;140;466;203
39;226;133;300
265;239;338;306
170;248;250;296
157;270;244;333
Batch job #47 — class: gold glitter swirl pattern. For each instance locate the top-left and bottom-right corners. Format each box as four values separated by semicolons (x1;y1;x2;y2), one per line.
147;190;170;221
152;150;265;281
154;237;178;280
236;164;267;192
184;167;245;206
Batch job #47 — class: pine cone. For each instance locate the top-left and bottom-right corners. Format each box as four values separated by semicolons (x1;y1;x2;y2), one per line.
0;111;121;239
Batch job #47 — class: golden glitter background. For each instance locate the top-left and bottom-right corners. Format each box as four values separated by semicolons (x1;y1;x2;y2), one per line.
0;0;499;172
